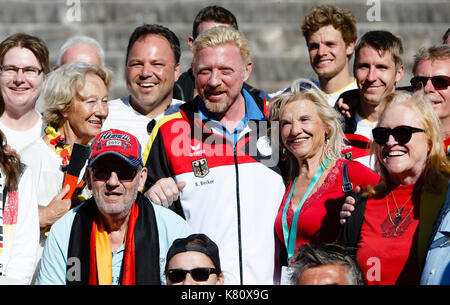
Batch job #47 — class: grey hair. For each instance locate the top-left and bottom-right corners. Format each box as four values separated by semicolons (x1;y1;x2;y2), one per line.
289;243;364;285
56;35;105;66
43;61;112;128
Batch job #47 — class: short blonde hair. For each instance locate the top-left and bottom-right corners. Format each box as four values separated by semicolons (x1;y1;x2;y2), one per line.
43;62;113;128
269;79;344;180
372;90;450;192
192;25;250;64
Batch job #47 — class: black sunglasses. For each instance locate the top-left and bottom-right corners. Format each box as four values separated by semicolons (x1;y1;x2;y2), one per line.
372;125;425;145
166;267;220;283
91;166;138;181
410;75;450;90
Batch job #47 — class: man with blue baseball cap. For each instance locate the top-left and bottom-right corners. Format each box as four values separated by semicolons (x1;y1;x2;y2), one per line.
35;129;192;285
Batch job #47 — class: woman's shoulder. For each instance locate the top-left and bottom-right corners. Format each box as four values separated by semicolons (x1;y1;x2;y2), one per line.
341;158;380;184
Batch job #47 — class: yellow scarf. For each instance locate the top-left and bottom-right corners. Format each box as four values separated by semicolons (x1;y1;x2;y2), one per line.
95;216;112;285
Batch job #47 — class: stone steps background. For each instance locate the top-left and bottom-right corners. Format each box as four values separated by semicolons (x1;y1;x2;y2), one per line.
1;0;448;99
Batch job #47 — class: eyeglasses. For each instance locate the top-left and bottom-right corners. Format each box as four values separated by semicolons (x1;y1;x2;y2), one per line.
91;166;138;181
166;267;220;283
372;125;425;145
0;65;43;79
410;75;450;91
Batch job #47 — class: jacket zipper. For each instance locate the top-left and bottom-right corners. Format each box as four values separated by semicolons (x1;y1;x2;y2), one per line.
233;145;243;285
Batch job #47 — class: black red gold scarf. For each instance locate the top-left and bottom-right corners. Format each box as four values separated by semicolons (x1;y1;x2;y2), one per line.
67;193;161;285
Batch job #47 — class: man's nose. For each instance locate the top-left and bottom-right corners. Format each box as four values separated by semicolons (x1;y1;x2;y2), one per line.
207;69;222;87
106;171;121;186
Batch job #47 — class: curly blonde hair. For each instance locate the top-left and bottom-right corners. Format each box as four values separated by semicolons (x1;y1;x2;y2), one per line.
301;5;357;53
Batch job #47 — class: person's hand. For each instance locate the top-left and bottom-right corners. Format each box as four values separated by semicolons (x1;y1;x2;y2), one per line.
144;177;186;208
337;97;352;119
339;185;361;224
39;184;72;230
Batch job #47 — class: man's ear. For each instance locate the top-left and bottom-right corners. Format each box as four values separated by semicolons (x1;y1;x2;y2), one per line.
138;167;147;192
346;41;355;58
395;64;405;83
174;63;181;82
188;36;195;52
216;272;225;285
242;61;253;82
86;167;93;190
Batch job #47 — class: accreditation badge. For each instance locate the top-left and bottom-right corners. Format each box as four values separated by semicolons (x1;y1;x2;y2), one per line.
280;266;295;285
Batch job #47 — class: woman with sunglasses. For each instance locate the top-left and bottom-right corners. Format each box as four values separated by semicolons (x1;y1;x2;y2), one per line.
19;62;112;276
340;90;450;285
269;79;379;281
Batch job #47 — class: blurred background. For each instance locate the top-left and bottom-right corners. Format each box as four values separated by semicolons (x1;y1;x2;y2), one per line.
1;0;448;99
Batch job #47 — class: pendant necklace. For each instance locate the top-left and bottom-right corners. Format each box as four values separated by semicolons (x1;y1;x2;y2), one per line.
385;191;413;236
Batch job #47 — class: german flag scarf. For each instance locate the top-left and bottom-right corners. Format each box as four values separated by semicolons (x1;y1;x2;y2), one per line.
66;193;161;285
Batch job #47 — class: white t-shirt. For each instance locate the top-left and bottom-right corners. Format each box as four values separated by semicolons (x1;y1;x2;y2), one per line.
0;114;43;153
0;166;39;284
326;79;358;107
20;137;64;250
354;112;376;141
102;96;184;155
20;137;64;210
353;112;377;169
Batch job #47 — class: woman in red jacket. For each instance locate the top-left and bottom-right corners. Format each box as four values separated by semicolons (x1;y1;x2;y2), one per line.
269;79;379;277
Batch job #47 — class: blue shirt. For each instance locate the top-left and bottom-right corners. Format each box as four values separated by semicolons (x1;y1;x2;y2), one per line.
421;185;450;285
198;88;265;146
35;201;192;285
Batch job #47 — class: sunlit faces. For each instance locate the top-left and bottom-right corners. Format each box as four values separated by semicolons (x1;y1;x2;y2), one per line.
87;155;147;219
193;43;252;114
280;99;329;162
126;34;180;114
0;47;45;112
166;251;224;285
61;73;108;144
297;264;349;285
306;25;354;80
413;59;450;121
354;46;404;107
377;102;429;185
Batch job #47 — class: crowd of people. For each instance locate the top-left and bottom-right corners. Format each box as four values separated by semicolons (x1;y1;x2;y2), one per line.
0;4;449;285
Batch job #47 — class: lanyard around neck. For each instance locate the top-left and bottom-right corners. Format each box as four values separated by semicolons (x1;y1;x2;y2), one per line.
282;156;331;260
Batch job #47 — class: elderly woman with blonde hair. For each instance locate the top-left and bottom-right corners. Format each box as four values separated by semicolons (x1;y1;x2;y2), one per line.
269;79;379;278
339;90;450;284
20;62;112;261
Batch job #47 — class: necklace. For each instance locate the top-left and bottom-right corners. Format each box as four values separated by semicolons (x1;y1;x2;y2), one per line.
391;190;411;220
385;191;413;237
45;126;71;171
